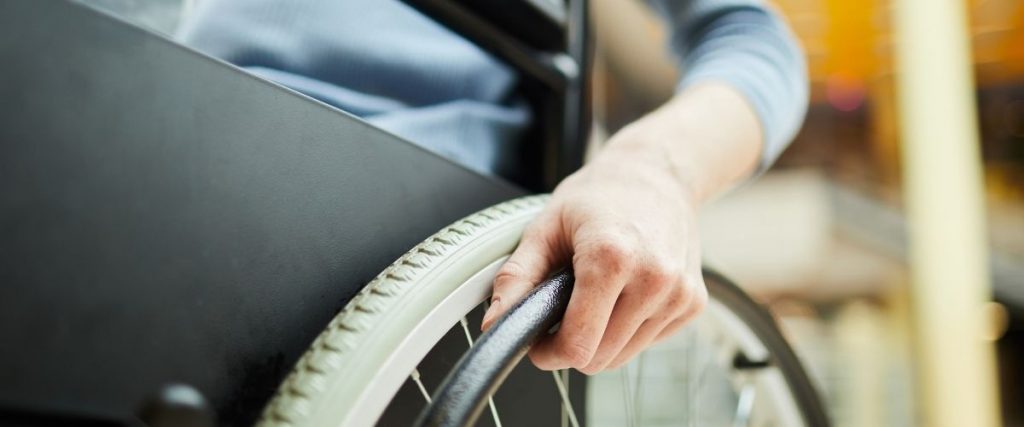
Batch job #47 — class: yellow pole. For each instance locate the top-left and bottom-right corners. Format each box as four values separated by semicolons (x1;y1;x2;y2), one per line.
892;0;1002;426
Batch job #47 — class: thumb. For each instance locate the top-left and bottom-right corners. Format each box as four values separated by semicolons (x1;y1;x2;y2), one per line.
482;218;563;331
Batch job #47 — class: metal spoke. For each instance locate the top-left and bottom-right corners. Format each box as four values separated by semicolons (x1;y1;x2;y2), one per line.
551;369;580;427
560;370;568;427
634;351;645;426
410;369;432;403
694;329;711;426
733;383;756;427
621;364;636;427
686;328;698;427
458;317;474;347
459;317;503;427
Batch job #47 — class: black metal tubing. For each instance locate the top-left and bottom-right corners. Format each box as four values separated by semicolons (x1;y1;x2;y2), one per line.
413;270;575;427
417;268;832;427
411;0;567;51
558;0;594;182
703;269;832;427
401;0;568;92
402;0;593;190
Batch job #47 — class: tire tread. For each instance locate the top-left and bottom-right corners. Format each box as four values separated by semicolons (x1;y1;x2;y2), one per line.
258;196;547;426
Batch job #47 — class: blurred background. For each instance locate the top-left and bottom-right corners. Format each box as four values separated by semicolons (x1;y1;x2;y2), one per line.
79;0;1024;425
589;1;1019;423
587;1;1024;426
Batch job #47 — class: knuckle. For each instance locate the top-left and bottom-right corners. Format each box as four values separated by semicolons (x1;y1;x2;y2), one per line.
635;260;680;298
493;260;528;289
665;287;689;314
643;259;681;287
594;238;631;262
672;279;708;322
582;238;634;275
556;334;596;367
645;280;670;299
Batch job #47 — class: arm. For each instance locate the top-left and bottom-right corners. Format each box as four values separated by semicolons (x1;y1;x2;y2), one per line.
482;0;808;374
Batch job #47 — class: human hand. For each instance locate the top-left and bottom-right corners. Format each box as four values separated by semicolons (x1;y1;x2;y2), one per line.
480;131;708;374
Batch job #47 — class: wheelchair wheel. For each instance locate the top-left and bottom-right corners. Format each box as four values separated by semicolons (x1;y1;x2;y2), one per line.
257;196;829;427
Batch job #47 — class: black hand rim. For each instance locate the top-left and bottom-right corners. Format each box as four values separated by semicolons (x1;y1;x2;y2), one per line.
413;269;575;427
413;267;831;427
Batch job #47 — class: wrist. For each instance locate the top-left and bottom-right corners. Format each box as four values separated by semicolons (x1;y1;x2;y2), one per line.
586;138;701;207
596;83;764;203
596;123;711;204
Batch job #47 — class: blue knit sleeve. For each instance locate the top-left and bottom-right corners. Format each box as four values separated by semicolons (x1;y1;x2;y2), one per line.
647;0;809;172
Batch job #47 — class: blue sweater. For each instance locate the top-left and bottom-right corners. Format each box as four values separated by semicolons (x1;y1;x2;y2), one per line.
177;0;807;177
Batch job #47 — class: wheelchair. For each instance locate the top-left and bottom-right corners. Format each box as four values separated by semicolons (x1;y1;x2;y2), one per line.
0;1;829;426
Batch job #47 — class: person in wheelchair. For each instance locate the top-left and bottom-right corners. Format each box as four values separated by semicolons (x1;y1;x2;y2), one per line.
177;0;807;376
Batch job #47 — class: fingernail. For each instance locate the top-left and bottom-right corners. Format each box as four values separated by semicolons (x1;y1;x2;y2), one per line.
481;297;501;330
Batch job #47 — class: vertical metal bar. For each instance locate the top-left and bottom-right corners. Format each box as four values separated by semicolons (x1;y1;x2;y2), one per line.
891;1;1002;426
559;0;592;181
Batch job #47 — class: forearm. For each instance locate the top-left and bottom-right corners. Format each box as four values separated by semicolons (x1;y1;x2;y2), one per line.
489;0;807;374
491;84;755;373
650;0;809;172
595;82;763;204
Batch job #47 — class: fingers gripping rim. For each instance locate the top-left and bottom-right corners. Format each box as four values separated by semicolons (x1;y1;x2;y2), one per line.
258;195;549;427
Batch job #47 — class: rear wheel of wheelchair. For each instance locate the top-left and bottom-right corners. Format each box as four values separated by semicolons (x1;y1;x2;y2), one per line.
257;196;830;426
